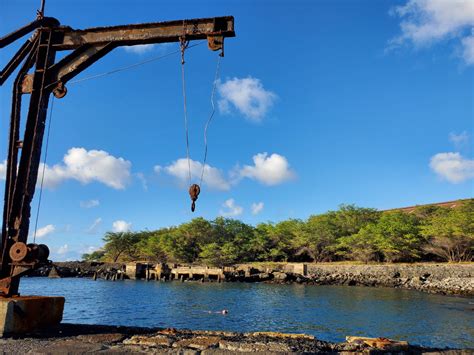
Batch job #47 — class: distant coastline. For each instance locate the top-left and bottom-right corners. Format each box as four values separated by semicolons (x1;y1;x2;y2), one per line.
37;261;474;297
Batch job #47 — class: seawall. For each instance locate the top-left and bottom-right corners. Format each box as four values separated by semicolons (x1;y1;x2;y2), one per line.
296;263;473;296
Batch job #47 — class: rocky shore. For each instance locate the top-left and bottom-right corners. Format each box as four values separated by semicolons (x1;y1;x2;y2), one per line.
298;263;474;296
0;323;468;354
33;261;474;297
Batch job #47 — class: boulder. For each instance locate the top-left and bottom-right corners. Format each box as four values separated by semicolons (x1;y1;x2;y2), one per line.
272;272;288;281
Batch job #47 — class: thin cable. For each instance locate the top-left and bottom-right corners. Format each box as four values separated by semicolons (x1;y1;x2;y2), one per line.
33;96;54;243
67;41;204;86
180;39;192;184
199;54;222;186
29;29;53;244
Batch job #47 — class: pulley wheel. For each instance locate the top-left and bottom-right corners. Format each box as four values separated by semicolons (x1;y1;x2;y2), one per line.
53;83;67;99
9;242;28;262
37;244;50;261
27;243;50;262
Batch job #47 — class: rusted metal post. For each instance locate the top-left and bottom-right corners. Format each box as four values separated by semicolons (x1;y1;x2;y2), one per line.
0;28;57;296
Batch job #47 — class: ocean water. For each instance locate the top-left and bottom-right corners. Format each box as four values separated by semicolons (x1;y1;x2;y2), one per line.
20;278;473;348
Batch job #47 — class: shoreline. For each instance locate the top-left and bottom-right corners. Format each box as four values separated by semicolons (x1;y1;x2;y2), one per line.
0;323;469;354
37;261;474;297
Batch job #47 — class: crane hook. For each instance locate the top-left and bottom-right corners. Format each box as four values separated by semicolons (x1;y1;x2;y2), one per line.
189;184;200;212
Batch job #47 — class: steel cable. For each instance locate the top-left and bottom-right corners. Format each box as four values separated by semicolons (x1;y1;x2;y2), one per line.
33;95;54;243
180;39;192;185
68;41;204;86
199;54;222;186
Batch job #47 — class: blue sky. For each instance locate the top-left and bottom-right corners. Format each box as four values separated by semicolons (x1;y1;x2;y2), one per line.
1;0;473;260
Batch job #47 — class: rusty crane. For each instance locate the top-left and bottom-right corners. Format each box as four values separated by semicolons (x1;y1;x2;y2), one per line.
0;7;235;298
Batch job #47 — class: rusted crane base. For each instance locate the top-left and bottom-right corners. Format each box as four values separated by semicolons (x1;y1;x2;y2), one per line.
0;295;64;336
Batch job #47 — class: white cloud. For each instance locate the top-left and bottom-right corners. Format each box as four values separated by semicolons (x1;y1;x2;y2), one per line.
430;152;474;183
0;160;5;180
220;198;243;217
155;153;295;189
239;153;295;186
461;35;474;64
251;202;264;215
87;218;102;234
123;44;157;55
32;224;55;239
56;244;69;255
50;244;100;262
157;158;230;191
449;131;470;148
80;245;100;255
123;43;172;55
217;77;276;121
112;220;132;233
80;199;100;208
41;147;131;190
135;172;148;191
389;0;474;64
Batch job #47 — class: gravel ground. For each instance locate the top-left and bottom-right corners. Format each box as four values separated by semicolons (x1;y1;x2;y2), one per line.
0;323;470;354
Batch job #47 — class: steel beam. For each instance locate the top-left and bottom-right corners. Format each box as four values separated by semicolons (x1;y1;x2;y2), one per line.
0;38;36;86
0;17;59;49
22;43;115;93
51;16;234;50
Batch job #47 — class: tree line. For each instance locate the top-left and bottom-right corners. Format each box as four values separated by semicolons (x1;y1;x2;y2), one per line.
83;200;474;265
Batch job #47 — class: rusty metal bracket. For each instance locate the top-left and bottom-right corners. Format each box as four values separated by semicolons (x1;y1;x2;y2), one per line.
207;35;224;55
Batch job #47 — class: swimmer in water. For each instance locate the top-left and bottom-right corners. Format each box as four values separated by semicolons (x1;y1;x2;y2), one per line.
205;309;228;314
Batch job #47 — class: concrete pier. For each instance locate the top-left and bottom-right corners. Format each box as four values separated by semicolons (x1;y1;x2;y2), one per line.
171;265;225;281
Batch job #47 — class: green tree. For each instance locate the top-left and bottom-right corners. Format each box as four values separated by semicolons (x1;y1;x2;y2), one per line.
265;219;305;261
317;205;381;262
199;242;224;266
247;223;274;261
135;230;169;262
372;212;424;262
160;218;213;263
82;249;105;261
93;199;474;264
102;231;141;262
337;225;382;263
337;211;423;262
299;213;339;262
421;201;474;262
333;204;380;236
198;218;255;265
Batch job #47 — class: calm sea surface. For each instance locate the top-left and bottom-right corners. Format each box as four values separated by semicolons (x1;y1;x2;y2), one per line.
20;278;473;348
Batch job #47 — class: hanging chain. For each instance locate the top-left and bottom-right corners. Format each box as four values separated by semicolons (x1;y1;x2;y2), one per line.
33;95;54;243
199;54;222;186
